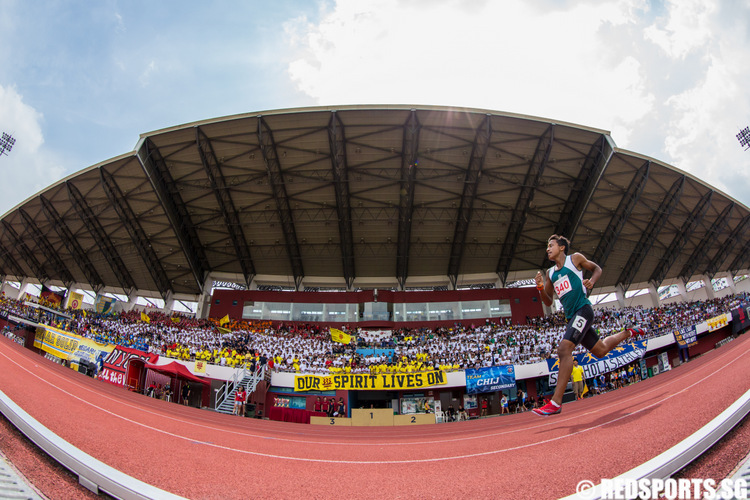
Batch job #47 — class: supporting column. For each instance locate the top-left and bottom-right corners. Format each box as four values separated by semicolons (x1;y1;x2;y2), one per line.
163;291;175;314
720;271;737;295
18;278;34;301
702;275;715;300
648;283;660;308
125;292;139;312
495;276;505;289
675;279;688;302
62;285;73;308
195;275;214;319
615;284;626;309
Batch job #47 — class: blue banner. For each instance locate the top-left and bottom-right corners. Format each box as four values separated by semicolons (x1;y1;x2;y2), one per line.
356;348;395;359
547;340;647;386
465;365;516;394
674;325;697;348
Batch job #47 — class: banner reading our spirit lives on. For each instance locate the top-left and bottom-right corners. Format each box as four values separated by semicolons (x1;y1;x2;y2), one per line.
547;340;647;386
294;371;447;392
465;365;516;394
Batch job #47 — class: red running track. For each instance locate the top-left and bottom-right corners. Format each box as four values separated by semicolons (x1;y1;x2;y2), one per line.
1;333;749;500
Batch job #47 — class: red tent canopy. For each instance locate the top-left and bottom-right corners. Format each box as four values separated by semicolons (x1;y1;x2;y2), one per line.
144;361;208;385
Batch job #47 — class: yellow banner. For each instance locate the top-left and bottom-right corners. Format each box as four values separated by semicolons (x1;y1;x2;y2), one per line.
707;313;731;332
67;292;84;310
194;360;207;373
141;311;151;323
219;314;230;326
34;325;81;360
294;371;447;392
330;328;351;344
34;325;114;366
72;336;114;367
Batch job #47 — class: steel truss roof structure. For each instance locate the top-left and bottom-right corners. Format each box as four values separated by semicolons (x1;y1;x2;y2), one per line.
1;105;748;301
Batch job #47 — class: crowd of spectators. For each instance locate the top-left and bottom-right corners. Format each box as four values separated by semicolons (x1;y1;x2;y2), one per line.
1;290;747;376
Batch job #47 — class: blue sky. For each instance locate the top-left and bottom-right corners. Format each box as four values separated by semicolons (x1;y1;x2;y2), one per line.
1;0;750;218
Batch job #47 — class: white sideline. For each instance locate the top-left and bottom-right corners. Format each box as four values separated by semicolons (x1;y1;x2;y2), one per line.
0;390;186;500
561;388;750;500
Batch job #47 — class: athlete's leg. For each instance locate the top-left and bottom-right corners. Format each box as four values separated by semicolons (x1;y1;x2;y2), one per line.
589;329;632;358
552;339;575;405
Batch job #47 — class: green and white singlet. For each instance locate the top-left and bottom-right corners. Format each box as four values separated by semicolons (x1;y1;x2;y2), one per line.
548;255;591;320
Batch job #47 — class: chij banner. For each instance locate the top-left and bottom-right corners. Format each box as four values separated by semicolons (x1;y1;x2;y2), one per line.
294;371;447;391
465;365;516;394
547;340;647;386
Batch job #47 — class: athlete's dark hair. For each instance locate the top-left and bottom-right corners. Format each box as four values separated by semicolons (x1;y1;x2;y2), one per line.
548;234;570;254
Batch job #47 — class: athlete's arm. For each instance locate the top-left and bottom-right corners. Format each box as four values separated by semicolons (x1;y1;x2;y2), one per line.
534;270;554;306
571;253;602;290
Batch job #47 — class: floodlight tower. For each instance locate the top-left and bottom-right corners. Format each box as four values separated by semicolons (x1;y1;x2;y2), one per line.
737;127;750;151
0;132;15;156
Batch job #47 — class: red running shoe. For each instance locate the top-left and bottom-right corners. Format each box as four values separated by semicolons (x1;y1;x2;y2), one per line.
533;399;561;416
627;327;645;339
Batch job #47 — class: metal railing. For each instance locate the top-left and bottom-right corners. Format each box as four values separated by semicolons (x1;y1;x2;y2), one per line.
215;365;267;411
215;365;247;410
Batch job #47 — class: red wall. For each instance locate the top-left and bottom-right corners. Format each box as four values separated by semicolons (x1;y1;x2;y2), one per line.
209;287;544;326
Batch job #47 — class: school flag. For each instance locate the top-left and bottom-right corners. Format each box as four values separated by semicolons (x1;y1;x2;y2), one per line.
141;311;151;323
547;340;647;386
95;295;117;314
170;316;180;324
330;328;352;344
194;360;207;373
40;285;64;307
67;292;84;310
219;314;230;326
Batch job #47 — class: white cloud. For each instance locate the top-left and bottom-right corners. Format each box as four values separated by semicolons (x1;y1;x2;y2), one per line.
645;0;750;202
285;0;750;207
643;0;716;59
139;60;158;87
0;85;66;216
285;0;654;137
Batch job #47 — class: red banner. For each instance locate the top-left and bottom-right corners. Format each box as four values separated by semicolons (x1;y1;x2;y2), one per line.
100;345;158;387
41;286;64;307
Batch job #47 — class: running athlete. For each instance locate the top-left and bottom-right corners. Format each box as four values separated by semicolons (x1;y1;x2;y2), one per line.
533;234;642;416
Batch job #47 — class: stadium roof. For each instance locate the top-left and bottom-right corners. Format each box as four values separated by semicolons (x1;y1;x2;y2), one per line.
1;105;749;301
